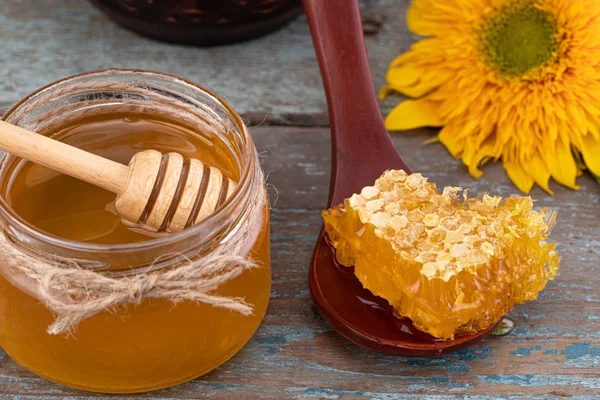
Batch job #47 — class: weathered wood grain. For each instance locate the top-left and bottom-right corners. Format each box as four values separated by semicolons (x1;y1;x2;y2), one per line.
1;127;599;399
0;0;411;126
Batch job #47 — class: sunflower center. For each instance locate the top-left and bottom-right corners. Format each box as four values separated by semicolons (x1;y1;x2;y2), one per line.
480;2;560;76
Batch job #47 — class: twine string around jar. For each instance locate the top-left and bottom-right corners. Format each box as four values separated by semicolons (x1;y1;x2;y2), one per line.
0;170;266;336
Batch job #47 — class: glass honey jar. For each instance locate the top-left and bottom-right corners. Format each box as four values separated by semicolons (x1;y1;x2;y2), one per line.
0;69;271;393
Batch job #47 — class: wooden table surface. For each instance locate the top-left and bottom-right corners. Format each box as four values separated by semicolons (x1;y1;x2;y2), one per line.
1;1;599;399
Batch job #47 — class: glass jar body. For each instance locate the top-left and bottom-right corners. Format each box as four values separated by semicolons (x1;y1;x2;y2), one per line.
0;70;271;393
0;219;270;393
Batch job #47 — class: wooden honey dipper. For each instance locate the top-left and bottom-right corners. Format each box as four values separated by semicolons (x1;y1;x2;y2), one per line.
0;120;236;233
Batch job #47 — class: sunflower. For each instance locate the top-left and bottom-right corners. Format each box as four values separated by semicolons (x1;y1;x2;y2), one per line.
381;0;600;194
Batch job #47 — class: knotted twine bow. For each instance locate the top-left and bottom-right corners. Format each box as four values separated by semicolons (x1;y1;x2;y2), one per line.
0;189;265;335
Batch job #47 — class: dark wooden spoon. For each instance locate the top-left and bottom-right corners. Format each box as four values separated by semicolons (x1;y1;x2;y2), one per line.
304;0;501;356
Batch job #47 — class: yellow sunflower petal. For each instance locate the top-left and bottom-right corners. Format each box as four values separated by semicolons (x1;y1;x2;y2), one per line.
462;139;476;167
386;64;422;89
385;99;443;131
586;119;600;140
397;73;448;99
580;134;600;176
438;123;464;158
468;139;496;179
406;3;438;36
379;85;395;100
388;51;417;69
503;161;534;194
549;140;580;190
523;153;553;195
400;83;436;99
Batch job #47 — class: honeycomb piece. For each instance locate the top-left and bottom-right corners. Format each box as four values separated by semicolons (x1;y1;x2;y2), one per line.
323;170;560;340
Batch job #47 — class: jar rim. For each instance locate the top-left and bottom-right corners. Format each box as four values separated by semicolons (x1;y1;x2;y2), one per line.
0;69;256;254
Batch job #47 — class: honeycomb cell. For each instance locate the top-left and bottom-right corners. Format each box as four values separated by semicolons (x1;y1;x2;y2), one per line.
322;170;560;340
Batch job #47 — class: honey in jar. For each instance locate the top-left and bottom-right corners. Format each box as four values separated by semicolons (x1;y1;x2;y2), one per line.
0;70;271;393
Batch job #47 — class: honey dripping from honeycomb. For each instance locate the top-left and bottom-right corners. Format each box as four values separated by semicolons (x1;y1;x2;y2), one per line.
322;170;560;340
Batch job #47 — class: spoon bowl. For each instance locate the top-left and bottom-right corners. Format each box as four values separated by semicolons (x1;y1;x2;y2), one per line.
310;236;501;356
303;0;502;355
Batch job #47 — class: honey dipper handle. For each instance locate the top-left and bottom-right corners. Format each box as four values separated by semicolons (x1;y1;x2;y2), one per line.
0;120;130;194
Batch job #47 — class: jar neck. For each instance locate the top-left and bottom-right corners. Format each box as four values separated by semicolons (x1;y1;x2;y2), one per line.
0;69;261;271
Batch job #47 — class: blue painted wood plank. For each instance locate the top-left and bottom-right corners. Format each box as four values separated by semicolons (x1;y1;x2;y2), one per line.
0;0;411;127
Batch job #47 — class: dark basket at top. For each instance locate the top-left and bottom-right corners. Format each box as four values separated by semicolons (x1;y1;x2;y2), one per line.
91;0;304;46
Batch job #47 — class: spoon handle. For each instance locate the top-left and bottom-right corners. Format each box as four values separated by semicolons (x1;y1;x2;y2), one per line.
303;0;410;205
